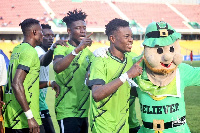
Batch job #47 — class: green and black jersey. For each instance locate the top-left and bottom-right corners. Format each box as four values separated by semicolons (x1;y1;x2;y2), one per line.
88;50;133;133
53;43;94;120
3;43;41;129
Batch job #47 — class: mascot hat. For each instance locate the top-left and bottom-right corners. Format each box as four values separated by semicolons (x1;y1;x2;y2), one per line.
142;21;181;47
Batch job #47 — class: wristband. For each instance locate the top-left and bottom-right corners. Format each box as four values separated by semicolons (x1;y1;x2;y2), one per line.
47;80;53;87
71;49;78;56
119;73;129;83
24;109;34;119
50;44;55;50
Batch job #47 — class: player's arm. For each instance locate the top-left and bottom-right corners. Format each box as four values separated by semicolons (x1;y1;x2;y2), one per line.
40;40;68;67
11;69;39;133
53;33;93;73
92;78;124;102
91;56;143;102
39;50;54;67
39;81;60;97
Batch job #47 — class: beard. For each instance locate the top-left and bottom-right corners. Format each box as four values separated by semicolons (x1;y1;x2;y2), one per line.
144;56;177;75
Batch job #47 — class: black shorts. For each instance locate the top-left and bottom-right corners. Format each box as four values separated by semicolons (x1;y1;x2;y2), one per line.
5;125;45;133
58;117;88;133
40;110;51;119
40;110;55;133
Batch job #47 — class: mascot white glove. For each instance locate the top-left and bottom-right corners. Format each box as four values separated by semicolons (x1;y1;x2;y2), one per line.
93;47;109;58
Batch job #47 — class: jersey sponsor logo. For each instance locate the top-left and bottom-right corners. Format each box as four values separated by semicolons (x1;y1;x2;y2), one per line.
140;103;179;114
10;52;20;60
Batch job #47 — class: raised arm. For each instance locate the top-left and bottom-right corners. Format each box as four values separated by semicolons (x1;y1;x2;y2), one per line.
53;33;93;73
39;50;54;67
40;40;68;67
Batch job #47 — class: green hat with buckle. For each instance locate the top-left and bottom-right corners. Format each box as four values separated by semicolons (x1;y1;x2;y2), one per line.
142;21;181;47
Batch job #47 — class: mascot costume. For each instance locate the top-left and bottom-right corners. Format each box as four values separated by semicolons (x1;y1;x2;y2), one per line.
134;21;200;133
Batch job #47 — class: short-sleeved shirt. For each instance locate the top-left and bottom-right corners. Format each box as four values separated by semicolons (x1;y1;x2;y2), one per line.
134;62;200;133
35;46;49;111
0;54;7;86
88;50;133;133
53;43;94;120
3;43;42;129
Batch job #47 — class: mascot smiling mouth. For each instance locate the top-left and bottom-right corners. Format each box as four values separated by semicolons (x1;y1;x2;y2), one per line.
161;62;172;68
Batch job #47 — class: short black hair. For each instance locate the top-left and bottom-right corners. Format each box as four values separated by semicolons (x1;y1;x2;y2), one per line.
41;24;51;29
105;18;129;38
19;18;40;35
62;9;87;27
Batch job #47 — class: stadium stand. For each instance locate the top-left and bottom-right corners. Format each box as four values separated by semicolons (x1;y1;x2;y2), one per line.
172;4;200;24
0;0;200;58
0;0;51;27
114;2;188;29
46;0;121;28
0;0;198;29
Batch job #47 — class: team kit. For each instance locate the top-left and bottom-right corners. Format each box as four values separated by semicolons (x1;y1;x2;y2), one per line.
1;9;200;133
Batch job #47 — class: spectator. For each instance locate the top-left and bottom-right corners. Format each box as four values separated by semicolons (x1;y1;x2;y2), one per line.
190;50;193;64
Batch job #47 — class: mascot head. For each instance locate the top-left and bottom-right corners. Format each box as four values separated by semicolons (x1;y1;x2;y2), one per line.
143;21;183;75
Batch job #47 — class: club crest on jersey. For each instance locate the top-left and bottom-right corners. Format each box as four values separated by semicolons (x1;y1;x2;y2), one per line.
86;56;89;63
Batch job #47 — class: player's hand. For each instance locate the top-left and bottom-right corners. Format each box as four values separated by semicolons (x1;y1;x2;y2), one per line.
127;56;144;79
0;101;5;109
51;81;60;98
28;118;40;133
0;121;4;133
53;40;68;47
50;40;68;50
75;32;93;52
93;47;109;58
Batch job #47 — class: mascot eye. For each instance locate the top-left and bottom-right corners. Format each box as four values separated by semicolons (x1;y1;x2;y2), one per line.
170;46;174;52
157;48;163;54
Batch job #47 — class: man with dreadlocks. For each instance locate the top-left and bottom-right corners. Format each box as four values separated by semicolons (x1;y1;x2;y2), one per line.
53;9;94;133
88;18;143;133
3;18;44;133
35;23;67;133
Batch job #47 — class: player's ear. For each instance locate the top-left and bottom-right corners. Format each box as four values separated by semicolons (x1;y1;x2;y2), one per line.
109;35;115;43
33;30;36;36
67;28;71;36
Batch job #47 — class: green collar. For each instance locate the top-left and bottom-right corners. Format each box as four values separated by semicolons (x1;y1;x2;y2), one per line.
107;48;127;64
